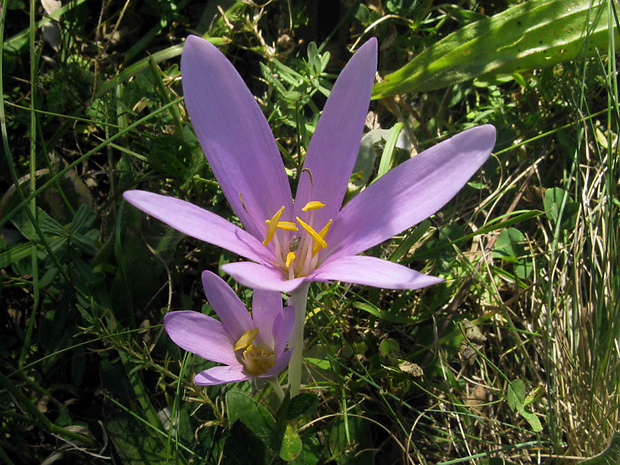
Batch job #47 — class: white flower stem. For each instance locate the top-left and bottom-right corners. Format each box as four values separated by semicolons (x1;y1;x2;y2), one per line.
288;282;310;397
268;378;285;402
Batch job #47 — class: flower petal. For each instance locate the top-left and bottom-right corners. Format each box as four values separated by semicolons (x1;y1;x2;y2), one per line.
181;35;293;238
201;271;254;341
294;38;378;227
251;289;284;348
195;365;250;386
326;125;496;259
164;311;237;365
123;190;269;263
273;306;295;355
221;261;309;293
313;255;443;290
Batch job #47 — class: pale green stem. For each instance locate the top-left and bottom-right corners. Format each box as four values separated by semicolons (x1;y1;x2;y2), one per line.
268;378;285;403
288;282;310;397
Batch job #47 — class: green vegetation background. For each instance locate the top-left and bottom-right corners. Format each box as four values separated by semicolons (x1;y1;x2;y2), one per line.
1;0;618;463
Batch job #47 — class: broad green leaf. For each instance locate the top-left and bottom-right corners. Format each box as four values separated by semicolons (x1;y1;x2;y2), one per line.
492;228;533;280
226;390;276;446
278;393;319;422
507;379;543;432
373;0;618;98
544;187;579;229
221;421;268;465
379;338;400;360
279;424;303;462
519;408;543;432
507;379;526;412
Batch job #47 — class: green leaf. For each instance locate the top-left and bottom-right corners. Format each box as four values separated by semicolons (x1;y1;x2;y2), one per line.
350;125;411;193
373;0;618;98
543;187;579;229
492;228;533;279
221;421;268;465
0;242;34;268
519;408;543;433
278;393;319;422
507;379;543;432
375;123;404;180
226;390;276;446
379;338;400;360
279;424;303;462
507;379;526;412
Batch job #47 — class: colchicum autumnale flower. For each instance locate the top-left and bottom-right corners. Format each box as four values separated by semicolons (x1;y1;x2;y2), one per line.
164;271;294;386
123;35;497;294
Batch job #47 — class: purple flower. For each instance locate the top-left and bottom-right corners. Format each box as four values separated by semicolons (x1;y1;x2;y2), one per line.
164;271;294;385
123;35;496;293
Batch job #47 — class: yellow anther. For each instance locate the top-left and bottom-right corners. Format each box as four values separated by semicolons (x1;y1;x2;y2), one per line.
312;219;333;256
234;327;259;351
296;217;327;250
263;206;286;246
242;343;275;376
275;221;298;231
302;201;326;212
285;251;296;268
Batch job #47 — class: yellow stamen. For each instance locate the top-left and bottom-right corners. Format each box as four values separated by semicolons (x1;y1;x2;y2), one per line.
275;221;299;231
312;219;333;256
285;251;296;268
296;217;327;250
234;327;259;351
242;343;275;376
302;201;326;212
263;206;285;246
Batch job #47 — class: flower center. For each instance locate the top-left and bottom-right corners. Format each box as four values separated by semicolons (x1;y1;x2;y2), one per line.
234;328;275;376
263;201;333;279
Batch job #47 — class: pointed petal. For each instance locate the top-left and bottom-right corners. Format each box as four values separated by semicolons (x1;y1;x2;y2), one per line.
202;271;254;341
164;311;237;365
221;261;308;293
261;349;292;379
294;38;377;226
273;306;295;355
181;35;293;238
195;365;250;386
313;255;443;290
123;190;270;263
327;125;496;259
251;289;284;348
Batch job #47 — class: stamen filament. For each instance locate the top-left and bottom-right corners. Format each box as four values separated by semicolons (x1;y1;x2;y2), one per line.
311;219;333;256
